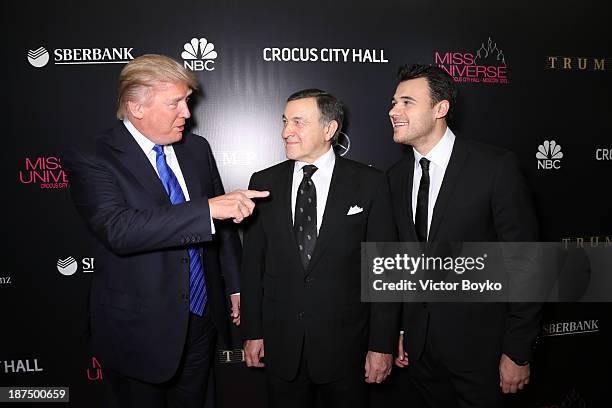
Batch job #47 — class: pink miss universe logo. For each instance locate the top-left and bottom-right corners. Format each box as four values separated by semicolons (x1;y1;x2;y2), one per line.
86;356;103;381
18;156;69;189
434;37;509;84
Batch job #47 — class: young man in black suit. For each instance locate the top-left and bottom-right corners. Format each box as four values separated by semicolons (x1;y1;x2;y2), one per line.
387;64;541;407
241;89;400;408
63;54;268;408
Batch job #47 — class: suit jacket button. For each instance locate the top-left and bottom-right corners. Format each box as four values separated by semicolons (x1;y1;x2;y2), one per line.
297;312;304;319
305;276;313;283
422;302;428;309
181;257;189;264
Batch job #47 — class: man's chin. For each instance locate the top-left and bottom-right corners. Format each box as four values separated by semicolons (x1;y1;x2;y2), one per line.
392;133;406;144
284;146;299;161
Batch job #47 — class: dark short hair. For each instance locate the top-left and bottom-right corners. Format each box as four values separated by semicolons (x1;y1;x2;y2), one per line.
397;64;457;123
287;89;344;142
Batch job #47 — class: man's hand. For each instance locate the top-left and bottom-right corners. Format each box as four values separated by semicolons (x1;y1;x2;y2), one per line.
230;294;240;326
364;351;393;383
499;353;530;393
395;333;409;368
209;190;270;223
244;339;265;368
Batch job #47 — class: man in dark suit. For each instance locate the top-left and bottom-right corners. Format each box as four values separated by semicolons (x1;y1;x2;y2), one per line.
387;64;541;407
63;54;268;408
241;89;399;408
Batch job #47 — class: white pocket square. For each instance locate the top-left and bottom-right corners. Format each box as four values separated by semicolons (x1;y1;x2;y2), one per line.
347;205;363;215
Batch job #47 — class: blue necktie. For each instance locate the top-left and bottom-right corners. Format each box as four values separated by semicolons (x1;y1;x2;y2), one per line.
153;145;207;316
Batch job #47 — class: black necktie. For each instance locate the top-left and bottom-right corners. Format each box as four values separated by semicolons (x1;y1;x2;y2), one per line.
295;165;318;269
415;157;430;242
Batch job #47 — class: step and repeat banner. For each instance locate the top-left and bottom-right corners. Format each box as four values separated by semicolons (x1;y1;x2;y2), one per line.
5;0;611;407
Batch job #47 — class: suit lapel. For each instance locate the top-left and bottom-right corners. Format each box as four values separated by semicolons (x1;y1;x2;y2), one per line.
397;154;417;241
428;138;469;242
173;137;203;199
307;157;357;273
105;122;169;205
269;161;305;274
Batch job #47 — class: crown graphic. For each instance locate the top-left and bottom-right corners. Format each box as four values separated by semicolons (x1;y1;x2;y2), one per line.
536;140;563;160
474;37;506;66
181;38;217;60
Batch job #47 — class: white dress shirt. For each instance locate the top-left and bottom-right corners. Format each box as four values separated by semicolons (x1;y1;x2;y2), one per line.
412;127;456;237
291;147;336;234
123;119;215;234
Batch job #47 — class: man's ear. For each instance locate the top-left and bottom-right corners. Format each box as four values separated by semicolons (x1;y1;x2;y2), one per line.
324;120;339;142
435;100;450;119
127;100;145;120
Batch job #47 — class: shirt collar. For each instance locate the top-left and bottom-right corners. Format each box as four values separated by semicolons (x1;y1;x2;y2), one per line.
413;127;456;170
293;146;336;177
123;118;157;155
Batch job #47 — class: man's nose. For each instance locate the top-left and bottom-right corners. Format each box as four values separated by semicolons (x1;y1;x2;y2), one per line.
180;102;191;118
282;124;294;138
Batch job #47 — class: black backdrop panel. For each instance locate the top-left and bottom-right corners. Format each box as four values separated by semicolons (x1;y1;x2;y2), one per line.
5;0;611;407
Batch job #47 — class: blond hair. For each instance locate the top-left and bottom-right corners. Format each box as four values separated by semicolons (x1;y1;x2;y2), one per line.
116;54;198;119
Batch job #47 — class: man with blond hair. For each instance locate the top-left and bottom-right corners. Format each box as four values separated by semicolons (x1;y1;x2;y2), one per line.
63;54;268;407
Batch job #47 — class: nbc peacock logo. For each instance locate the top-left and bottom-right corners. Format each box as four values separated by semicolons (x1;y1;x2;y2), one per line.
181;37;218;71
28;47;50;68
536;140;563;170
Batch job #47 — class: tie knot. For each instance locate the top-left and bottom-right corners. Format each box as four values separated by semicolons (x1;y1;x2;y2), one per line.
302;164;318;178
419;157;430;171
153;144;165;156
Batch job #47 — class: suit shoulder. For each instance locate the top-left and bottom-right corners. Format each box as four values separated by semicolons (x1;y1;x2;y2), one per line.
182;132;212;153
61;126;116;164
253;160;291;178
464;139;515;161
451;139;516;174
338;157;388;188
339;156;383;177
248;160;291;187
386;157;411;180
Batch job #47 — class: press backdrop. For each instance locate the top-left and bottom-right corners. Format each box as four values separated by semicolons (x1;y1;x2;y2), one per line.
5;0;611;407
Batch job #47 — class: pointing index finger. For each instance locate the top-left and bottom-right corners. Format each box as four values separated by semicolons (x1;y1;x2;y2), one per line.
243;190;270;199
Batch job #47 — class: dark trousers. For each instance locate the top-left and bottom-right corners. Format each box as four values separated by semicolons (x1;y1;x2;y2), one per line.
104;308;217;408
266;337;367;408
408;337;503;408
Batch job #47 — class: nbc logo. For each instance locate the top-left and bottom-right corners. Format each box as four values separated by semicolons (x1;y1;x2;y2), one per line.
536;140;563;170
181;38;217;71
28;47;50;68
57;257;78;276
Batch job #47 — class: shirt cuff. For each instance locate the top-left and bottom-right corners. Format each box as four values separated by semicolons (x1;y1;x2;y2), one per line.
210;214;216;235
